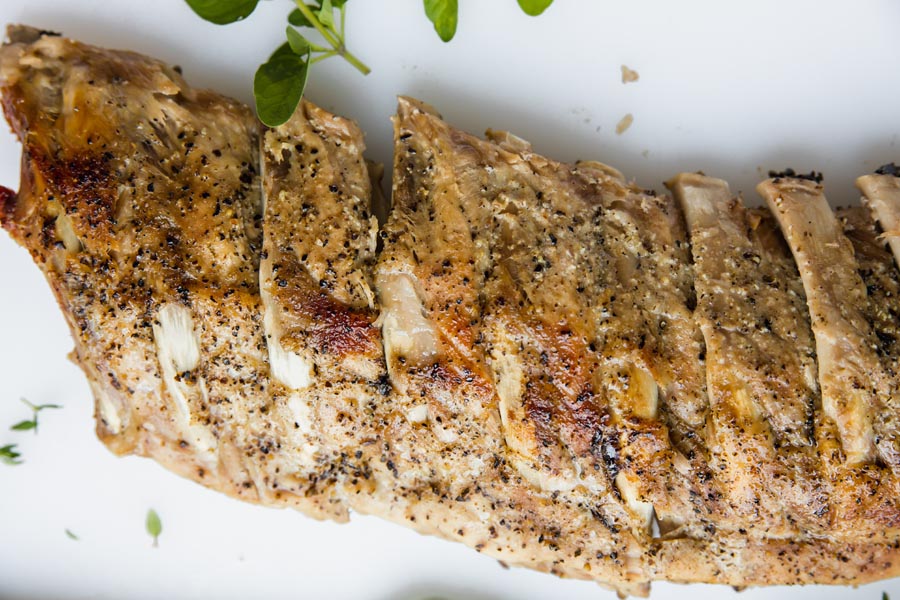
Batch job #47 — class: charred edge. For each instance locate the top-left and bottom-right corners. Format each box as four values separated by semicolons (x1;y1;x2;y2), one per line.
875;163;899;177
569;384;603;431
34;150;116;231
305;291;378;356
767;168;823;183
275;265;379;357
5;26;60;46
0;184;15;231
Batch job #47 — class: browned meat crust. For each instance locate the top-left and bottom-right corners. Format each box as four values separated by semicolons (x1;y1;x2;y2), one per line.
3;25;900;596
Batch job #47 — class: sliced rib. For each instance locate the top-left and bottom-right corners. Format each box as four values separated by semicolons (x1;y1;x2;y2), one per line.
669;173;826;534
838;206;900;468
857;167;900;266
757;176;887;466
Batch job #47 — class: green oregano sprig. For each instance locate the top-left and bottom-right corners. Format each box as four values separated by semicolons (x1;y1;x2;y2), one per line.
11;398;62;434
185;0;369;126
1;398;63;466
184;0;554;126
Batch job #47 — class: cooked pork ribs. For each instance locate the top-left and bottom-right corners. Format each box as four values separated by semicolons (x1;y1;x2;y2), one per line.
2;25;900;596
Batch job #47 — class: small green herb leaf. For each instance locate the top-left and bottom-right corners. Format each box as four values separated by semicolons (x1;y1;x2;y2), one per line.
424;0;458;42
186;0;365;124
254;43;311;127
517;0;554;16
288;8;313;27
184;0;260;25
317;0;335;30
0;444;22;465
14;398;62;434
286;27;312;55
11;420;36;431
146;509;163;547
20;398;63;412
65;529;79;541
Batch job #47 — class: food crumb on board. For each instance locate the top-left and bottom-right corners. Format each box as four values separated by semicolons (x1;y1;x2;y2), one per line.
621;65;640;84
616;113;634;135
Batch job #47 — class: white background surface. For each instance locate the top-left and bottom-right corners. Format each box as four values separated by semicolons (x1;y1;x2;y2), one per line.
0;1;899;599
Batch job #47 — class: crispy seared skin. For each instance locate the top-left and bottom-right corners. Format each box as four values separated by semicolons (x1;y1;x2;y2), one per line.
3;26;900;596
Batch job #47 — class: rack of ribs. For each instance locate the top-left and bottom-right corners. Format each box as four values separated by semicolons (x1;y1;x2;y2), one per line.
2;25;900;596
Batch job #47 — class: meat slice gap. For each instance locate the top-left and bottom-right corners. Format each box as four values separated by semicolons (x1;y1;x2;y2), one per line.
758;176;889;465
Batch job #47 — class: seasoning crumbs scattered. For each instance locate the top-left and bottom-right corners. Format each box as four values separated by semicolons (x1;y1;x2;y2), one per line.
621;65;640;84
616;113;634;135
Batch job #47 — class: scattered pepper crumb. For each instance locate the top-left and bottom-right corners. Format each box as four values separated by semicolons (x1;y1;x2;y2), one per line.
616;113;634;135
621;65;640;84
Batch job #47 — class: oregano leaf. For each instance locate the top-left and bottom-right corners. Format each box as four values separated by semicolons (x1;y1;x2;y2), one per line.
10;420;36;431
184;0;260;25
424;0;458;42
288;8;313;27
146;509;163;547
286;27;312;54
517;0;554;16
317;0;335;30
254;43;311;127
0;444;22;465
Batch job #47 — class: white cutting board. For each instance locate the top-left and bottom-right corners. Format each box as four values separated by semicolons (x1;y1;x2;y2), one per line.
0;1;899;599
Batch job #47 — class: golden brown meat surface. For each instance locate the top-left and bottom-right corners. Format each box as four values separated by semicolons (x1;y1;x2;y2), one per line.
3;26;900;596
